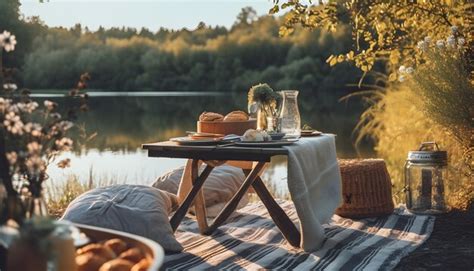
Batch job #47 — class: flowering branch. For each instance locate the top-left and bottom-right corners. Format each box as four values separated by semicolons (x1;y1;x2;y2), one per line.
0;31;89;224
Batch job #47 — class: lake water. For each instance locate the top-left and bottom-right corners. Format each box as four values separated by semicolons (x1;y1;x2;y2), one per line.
43;91;373;198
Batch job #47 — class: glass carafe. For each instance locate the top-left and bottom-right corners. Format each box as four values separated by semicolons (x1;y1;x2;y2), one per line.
278;90;301;137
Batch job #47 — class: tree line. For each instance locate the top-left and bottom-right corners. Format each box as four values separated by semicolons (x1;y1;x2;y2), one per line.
2;2;361;94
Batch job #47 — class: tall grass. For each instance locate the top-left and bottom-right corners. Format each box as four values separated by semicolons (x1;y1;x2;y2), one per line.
46;170;125;218
355;83;473;209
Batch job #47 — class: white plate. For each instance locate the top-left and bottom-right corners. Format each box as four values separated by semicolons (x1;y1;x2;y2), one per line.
235;138;299;147
170;137;222;145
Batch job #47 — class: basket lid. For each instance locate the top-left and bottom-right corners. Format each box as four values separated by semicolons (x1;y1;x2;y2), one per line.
407;142;447;165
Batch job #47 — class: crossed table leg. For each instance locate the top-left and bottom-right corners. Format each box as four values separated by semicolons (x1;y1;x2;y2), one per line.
169;159;301;248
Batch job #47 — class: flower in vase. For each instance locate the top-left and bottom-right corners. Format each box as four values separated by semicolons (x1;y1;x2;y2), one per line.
248;83;276;104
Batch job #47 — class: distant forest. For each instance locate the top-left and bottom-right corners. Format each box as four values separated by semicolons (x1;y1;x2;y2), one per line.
1;1;362;93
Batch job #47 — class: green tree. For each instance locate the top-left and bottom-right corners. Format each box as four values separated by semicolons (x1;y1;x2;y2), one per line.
271;0;473;79
234;7;258;27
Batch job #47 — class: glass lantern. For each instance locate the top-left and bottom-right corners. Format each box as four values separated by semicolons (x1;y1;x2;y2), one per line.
405;142;449;214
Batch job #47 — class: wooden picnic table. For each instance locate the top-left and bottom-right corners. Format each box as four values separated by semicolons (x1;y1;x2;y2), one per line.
142;141;301;248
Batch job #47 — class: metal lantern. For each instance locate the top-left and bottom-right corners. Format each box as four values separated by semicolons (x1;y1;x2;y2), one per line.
405;142;449;214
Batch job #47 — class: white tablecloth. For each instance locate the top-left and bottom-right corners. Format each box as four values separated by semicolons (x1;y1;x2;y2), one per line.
284;134;342;251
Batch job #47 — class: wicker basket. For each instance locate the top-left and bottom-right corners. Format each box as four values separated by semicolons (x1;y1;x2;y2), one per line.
336;159;394;218
197;119;257;135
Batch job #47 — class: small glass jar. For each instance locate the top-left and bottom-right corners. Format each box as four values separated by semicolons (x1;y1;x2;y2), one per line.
405;142;449;214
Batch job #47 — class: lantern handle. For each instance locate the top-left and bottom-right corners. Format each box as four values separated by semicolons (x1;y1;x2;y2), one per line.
418;141;440;151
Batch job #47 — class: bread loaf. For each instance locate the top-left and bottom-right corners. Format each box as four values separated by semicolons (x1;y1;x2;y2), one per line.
224;111;249;121
199;112;224;122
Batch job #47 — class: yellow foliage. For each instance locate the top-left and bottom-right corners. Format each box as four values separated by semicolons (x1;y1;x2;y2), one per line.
356;84;473;209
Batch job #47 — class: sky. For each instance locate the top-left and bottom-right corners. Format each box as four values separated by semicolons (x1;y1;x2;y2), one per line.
19;0;274;31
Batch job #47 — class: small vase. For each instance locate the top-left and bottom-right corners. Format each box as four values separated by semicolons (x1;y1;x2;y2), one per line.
257;103;273;131
25;195;49;219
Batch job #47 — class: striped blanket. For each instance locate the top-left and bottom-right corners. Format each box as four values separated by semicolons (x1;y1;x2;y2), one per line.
163;200;434;270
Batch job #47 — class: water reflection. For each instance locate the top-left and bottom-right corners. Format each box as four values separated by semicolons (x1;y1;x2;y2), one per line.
43;92;373;197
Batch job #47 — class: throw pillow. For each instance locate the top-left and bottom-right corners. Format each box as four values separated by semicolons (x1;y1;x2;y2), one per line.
62;185;182;252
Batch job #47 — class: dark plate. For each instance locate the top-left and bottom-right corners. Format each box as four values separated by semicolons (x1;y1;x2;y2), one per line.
269;133;286;140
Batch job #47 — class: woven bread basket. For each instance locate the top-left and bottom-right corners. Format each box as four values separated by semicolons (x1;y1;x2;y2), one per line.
336;159;394;218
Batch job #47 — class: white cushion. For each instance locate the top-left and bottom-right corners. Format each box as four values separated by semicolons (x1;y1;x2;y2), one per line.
61;185;183;252
152;165;249;217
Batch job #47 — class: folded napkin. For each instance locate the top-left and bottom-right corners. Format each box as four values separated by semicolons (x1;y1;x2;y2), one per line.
284;134;342;251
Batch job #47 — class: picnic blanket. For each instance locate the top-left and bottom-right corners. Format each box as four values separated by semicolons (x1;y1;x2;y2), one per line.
284;134;342;251
163;200;434;270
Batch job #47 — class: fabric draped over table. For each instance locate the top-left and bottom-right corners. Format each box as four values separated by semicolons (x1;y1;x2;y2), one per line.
176;134;342;252
284;135;342;251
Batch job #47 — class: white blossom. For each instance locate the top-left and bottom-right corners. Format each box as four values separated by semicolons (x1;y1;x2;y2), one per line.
27;142;42;154
436;40;445;49
398;65;406;73
55;137;74;151
24;122;42;137
8;104;19;114
399;75;406;82
417;41;428;51
6;152;18;165
405;67;414;74
58;120;74;131
447;35;456;47
25;101;39;113
25;155;46;174
458;38;465;46
0;98;11;113
451;25;458;34
3;84;17;91
0;31;17;52
424;36;431;43
50;112;61;119
44;100;56;111
3;112;24;135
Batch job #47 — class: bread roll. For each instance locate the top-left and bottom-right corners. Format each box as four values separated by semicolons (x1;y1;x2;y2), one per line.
119;248;144;264
99;259;134;271
131;259;151;271
76;252;108;271
242;129;262;141
199;112;224;122
77;244;116;261
104;239;128;256
224;111;248;121
242;129;271;142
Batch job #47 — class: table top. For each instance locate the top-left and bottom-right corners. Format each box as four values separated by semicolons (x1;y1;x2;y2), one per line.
142;141;289;162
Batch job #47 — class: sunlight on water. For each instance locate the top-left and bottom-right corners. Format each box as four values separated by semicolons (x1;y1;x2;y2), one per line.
42;92;373;198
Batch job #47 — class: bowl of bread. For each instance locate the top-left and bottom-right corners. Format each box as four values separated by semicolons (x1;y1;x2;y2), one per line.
74;223;164;271
197;111;257;136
